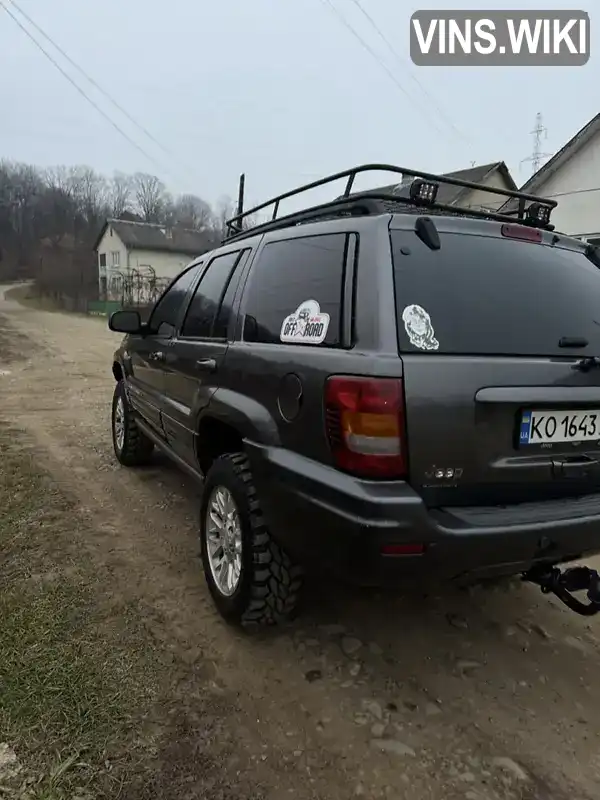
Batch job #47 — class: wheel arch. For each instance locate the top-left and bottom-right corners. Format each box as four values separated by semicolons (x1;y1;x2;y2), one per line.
195;392;280;475
112;361;124;381
195;416;245;475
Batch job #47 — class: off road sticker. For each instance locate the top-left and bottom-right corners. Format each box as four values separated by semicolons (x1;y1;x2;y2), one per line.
280;300;330;345
402;304;439;351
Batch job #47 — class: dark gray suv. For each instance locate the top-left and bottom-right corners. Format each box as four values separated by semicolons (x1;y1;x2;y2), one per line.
108;164;600;626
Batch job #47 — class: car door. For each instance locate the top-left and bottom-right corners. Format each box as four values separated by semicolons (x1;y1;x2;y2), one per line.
161;248;250;464
126;264;201;437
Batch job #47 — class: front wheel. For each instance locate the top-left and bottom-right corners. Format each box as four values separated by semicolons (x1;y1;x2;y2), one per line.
200;453;303;627
111;381;154;467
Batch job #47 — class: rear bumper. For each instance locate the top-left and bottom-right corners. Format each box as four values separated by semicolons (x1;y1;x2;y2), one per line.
245;441;600;587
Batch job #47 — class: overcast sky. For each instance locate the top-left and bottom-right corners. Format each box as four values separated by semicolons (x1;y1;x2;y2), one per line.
0;0;596;211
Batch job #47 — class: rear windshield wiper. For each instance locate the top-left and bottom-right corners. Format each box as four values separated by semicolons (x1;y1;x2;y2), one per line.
558;337;596;371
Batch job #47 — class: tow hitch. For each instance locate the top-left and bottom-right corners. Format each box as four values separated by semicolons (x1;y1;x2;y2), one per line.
523;564;600;616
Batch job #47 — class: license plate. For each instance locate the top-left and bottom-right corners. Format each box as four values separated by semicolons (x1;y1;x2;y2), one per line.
520;409;600;445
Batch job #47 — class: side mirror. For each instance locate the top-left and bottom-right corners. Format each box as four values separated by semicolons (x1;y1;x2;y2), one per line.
108;309;143;334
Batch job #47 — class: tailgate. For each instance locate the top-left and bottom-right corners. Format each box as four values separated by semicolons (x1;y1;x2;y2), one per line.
390;223;600;507
401;354;600;506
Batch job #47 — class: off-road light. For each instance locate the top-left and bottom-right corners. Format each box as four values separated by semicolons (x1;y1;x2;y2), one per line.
409;179;439;205
525;202;552;227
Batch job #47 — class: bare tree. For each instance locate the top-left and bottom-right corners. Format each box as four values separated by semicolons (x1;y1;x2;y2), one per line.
78;167;108;229
133;172;166;222
0;158;224;298
213;196;235;239
109;172;133;218
44;165;75;196
212;195;257;240
171;193;213;230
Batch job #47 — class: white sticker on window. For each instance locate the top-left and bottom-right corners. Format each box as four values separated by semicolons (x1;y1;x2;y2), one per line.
280;300;330;345
402;304;439;351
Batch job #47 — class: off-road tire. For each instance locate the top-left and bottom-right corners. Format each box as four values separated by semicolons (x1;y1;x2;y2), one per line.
111;380;154;467
200;452;304;627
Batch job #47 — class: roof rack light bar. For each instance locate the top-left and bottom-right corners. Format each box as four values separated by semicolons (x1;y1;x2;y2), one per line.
224;164;557;241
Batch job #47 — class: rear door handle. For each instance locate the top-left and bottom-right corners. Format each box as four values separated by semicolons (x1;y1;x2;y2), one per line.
196;358;217;373
149;351;165;362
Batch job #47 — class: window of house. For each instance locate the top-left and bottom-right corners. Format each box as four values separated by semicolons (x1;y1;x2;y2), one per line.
242;234;348;346
99;253;107;268
99;276;107;299
111;251;120;267
149;264;201;336
181;251;244;339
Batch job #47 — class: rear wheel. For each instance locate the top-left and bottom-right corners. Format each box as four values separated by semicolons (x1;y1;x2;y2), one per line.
111;381;154;466
200;453;303;627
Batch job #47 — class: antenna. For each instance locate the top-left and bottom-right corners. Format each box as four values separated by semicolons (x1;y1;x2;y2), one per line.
520;112;552;175
236;173;245;229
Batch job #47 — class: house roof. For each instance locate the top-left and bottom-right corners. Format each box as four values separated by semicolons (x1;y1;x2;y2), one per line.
512;113;600;197
93;219;212;257
361;161;517;206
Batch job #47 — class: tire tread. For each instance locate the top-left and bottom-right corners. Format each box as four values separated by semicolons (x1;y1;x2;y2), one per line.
212;452;303;627
113;382;154;467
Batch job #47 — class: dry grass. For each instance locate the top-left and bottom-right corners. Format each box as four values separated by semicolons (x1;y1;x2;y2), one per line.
3;285;62;312
0;425;265;800
0;426;160;799
3;286;102;321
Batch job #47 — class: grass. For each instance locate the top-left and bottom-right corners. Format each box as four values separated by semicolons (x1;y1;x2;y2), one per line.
3;285;63;313
0;427;160;799
0;422;259;799
3;286;103;321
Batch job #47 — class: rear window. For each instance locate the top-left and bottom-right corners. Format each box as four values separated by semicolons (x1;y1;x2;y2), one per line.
391;230;600;357
242;233;348;346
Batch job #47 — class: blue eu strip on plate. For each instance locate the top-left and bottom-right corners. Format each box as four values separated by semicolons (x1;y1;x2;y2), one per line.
520;411;532;444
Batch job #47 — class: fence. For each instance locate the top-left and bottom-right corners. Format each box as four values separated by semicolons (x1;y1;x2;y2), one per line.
105;266;170;308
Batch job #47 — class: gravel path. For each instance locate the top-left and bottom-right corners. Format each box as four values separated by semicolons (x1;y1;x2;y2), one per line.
1;285;599;800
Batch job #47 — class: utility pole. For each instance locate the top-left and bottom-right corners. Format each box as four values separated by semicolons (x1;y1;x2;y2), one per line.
521;112;552;175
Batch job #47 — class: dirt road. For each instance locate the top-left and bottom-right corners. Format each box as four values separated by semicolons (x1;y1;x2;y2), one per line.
1;286;600;800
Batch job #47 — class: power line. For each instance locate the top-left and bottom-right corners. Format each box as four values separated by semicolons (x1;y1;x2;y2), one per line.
545;186;597;199
5;0;176;160
0;0;170;176
347;0;468;142
317;0;451;140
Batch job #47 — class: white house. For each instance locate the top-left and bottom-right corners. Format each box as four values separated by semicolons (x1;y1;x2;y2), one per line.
503;113;600;242
363;161;518;212
94;219;213;306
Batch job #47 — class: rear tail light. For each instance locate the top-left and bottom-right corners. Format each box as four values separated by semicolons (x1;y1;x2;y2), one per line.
325;376;408;479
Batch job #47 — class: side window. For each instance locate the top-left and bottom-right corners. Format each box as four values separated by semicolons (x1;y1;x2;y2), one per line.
213;251;248;339
180;251;242;339
149;265;199;336
242;234;348;346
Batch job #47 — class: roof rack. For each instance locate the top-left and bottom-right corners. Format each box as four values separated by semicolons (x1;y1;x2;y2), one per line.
224;163;557;243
